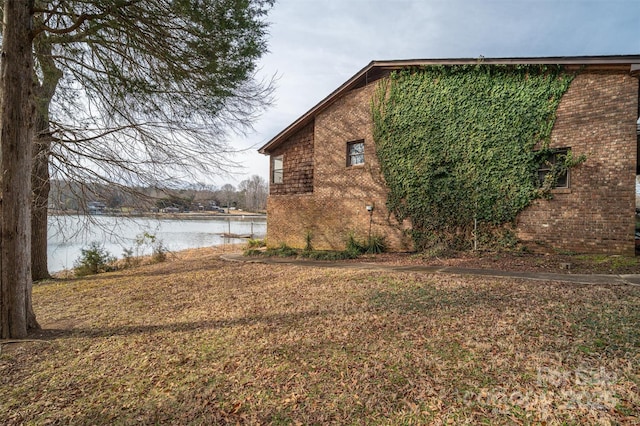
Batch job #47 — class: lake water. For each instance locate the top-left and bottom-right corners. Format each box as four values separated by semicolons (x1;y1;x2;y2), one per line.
47;215;266;272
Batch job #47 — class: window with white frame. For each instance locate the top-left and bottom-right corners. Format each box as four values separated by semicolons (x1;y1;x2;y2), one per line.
347;140;364;167
272;155;283;184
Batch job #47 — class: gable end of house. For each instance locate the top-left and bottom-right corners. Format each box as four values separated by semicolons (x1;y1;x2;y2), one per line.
262;55;640;255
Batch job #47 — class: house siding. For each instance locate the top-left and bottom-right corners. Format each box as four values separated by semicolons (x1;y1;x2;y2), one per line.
267;83;411;251
515;71;639;255
269;121;314;196
266;67;639;255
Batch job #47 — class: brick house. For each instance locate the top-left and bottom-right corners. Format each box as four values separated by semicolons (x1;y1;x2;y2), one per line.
259;56;640;255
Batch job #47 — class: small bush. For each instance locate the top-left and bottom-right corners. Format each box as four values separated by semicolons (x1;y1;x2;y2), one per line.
299;249;356;261
274;243;298;257
74;242;116;276
121;247;139;268
304;231;313;252
152;240;168;263
246;238;266;249
346;234;365;257
245;243;299;258
364;235;387;254
346;233;387;256
244;233;387;261
244;248;265;256
120;232;168;268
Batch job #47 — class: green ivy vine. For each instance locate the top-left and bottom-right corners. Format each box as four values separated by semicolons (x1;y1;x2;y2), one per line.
371;64;580;251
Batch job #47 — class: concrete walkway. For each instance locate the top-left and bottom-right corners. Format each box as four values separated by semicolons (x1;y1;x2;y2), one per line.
220;253;640;286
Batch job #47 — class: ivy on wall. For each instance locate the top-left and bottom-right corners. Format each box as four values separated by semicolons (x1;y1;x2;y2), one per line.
371;65;578;251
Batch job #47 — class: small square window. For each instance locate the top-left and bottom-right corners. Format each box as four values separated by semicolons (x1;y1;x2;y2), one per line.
347;140;364;166
272;155;283;184
538;148;569;189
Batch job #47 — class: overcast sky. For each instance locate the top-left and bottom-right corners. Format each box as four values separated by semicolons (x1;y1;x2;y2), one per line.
224;0;640;186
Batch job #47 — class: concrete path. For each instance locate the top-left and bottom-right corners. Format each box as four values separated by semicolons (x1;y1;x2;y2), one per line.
220;253;640;286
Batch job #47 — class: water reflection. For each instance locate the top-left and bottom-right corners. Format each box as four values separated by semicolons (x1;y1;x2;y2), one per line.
48;215;266;272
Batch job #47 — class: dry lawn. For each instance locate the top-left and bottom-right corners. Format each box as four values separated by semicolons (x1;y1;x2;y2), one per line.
1;246;639;425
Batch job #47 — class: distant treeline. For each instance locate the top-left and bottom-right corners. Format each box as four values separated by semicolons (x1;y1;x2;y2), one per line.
49;175;268;214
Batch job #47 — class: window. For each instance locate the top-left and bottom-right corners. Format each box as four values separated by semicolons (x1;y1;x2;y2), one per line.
272;155;283;184
538;148;569;189
347;140;365;166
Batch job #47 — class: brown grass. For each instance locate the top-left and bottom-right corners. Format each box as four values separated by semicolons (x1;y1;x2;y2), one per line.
347;250;640;275
1;246;639;425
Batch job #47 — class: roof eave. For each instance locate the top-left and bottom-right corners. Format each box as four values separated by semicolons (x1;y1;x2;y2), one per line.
259;55;640;155
258;60;377;154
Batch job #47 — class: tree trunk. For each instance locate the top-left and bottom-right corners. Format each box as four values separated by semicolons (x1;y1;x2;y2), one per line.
31;135;51;281
0;0;36;338
30;20;63;282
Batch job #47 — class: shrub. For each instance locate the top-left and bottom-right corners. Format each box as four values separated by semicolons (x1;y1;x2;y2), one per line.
244;248;264;256
152;240;168;263
243;234;386;261
346;233;365;257
299;249;356;261
325;250;358;260
364;235;387;254
74;242;116;276
346;233;387;256
275;243;298;257
304;231;313;252
121;247;139;268
245;243;298;258
134;232;168;263
246;238;266;249
120;232;168;268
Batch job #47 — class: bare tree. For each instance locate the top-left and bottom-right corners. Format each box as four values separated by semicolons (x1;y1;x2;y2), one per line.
1;0;39;338
239;174;267;211
220;183;237;211
20;0;275;279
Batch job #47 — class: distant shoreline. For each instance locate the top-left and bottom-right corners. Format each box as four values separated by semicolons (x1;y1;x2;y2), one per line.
49;211;267;220
47;214;267;273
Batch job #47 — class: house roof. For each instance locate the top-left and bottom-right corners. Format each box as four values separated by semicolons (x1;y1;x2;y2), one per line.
258;55;640;154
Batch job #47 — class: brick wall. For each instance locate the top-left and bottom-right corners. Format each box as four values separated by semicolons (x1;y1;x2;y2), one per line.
269;122;314;196
267;83;412;251
515;71;639;255
267;69;639;255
